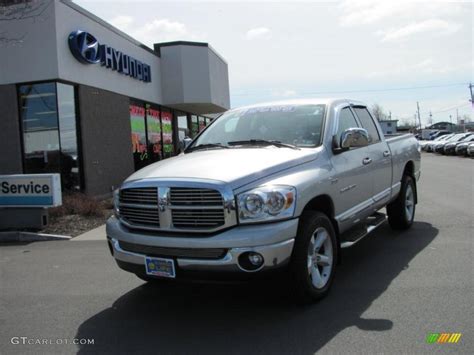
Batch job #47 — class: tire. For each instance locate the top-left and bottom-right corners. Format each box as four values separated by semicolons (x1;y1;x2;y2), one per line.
387;175;416;230
290;211;338;304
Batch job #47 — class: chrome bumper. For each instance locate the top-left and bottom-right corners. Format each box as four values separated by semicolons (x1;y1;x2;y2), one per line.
106;216;298;273
110;237;295;272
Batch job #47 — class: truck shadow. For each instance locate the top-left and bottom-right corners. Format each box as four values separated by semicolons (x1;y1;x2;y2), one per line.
75;221;437;354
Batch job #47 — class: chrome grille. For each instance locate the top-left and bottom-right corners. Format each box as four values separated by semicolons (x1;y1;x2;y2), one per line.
120;187;158;205
118;185;233;233
120;205;159;227
170;187;223;206
172;208;225;228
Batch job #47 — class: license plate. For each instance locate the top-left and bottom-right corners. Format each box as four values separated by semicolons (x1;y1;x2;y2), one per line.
145;256;176;278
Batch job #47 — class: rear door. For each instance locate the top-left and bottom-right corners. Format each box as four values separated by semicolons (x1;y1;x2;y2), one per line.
352;106;392;209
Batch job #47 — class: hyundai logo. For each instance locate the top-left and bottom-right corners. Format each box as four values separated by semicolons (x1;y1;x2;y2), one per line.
68;30;101;64
67;30;152;82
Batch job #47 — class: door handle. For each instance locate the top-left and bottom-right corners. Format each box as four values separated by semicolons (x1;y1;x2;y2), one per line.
383;150;391;157
362;157;372;165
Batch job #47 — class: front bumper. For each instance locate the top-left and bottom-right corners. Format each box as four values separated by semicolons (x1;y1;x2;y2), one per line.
106;216;297;274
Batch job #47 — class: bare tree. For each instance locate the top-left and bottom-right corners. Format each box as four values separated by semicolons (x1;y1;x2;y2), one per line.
0;0;51;46
461;114;471;123
371;103;388;122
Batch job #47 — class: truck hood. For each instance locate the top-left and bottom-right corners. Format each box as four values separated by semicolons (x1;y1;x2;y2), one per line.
125;147;319;189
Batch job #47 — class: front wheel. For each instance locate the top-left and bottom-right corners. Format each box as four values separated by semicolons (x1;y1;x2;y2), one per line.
290;211;338;304
387;175;416;230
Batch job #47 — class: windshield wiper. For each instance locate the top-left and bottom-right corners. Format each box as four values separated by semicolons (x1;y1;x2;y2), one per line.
227;139;299;150
186;143;228;152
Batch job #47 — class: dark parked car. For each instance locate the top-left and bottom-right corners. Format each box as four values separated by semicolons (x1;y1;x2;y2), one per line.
453;135;474;156
467;143;474;157
425;134;454;152
434;133;472;154
444;134;474;155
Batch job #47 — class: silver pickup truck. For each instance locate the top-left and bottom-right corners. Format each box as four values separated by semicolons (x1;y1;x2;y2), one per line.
106;98;421;302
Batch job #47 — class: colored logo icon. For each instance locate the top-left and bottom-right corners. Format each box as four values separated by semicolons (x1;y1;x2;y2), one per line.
68;30;101;64
426;333;462;344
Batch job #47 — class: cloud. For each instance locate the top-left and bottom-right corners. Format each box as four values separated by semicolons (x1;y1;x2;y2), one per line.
134;19;190;42
272;89;297;97
109;15;133;30
377;19;461;42
367;58;455;78
245;27;272;40
108;17;202;46
338;0;464;27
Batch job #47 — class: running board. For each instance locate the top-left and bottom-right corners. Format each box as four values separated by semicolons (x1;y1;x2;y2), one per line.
340;212;387;248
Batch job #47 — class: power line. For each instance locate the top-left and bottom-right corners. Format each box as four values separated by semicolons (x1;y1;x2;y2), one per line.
426;102;470;115
232;82;468;97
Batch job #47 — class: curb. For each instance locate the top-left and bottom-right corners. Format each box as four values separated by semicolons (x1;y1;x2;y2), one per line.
0;231;71;243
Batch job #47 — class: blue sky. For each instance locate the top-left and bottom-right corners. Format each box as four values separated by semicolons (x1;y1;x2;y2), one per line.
75;0;473;127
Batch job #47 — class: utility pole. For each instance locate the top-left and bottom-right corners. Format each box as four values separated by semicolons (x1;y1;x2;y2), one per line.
429;111;433;125
416;102;422;130
469;82;473;107
449;114;452;124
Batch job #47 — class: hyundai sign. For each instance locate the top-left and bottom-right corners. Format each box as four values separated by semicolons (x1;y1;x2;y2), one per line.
68;30;152;82
0;174;62;207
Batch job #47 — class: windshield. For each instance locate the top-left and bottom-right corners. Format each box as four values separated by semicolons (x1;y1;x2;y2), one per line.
189;104;326;149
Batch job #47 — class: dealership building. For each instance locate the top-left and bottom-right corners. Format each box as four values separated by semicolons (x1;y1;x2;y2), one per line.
0;0;230;197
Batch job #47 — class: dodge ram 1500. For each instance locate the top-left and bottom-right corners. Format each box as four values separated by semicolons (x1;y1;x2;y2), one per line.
106;98;421;302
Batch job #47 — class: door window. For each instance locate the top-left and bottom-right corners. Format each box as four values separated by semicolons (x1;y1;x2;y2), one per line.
336;107;359;139
353;107;381;143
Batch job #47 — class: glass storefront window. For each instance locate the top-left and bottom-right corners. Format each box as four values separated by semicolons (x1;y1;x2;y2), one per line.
18;82;80;191
146;104;162;162
191;115;199;137
177;112;189;141
130;102;148;170
57;83;80;190
198;116;206;132
161;109;174;157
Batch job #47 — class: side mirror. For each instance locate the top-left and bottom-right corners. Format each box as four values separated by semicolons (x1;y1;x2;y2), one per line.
180;137;193;152
333;128;369;154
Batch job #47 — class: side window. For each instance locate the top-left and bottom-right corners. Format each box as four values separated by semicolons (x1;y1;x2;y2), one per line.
336;107;359;139
353;107;381;143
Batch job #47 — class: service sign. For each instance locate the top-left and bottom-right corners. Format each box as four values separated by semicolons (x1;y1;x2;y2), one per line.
0;174;62;207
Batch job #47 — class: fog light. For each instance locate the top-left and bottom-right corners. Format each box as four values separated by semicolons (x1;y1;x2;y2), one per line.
238;251;264;272
248;252;263;266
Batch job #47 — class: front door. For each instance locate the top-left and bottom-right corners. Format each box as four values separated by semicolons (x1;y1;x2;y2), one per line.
330;106;374;231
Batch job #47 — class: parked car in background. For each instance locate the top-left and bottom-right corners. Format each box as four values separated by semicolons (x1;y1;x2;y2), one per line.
455;136;474;156
466;143;474;157
107;98;421;303
434;133;472;154
424;134;454;152
446;134;474;155
430;130;451;140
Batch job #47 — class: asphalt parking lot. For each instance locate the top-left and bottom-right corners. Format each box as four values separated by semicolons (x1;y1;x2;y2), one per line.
1;153;472;355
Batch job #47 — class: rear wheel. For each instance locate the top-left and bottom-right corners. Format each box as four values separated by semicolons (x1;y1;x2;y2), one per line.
387;175;416;230
290;211;338;304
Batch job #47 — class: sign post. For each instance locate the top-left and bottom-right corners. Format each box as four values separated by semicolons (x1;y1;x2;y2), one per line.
0;174;62;230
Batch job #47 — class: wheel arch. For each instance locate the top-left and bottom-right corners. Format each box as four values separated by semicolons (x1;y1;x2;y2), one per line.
301;194;341;263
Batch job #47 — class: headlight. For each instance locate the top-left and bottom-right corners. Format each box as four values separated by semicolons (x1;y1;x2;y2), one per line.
113;189;120;217
237;185;296;224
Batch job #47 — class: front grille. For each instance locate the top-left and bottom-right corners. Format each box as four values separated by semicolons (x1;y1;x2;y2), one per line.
119;241;227;259
120;205;160;227
118;186;230;232
172;208;225;228
120;187;158;205
170;187;223;206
